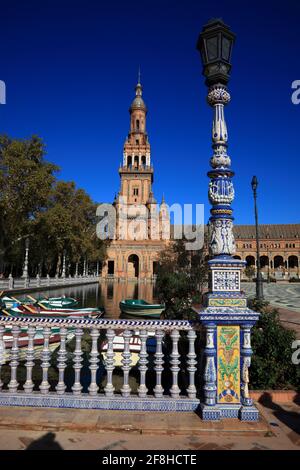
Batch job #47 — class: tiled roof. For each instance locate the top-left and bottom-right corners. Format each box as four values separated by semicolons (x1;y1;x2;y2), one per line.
233;224;300;240
170;224;300;240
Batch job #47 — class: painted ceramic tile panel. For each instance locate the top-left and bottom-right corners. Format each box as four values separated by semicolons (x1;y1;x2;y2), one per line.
217;325;240;403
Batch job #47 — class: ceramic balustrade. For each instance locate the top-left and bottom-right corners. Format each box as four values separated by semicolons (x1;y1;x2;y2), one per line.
0;315;200;411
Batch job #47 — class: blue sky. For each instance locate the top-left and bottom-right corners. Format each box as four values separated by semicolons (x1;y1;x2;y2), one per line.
1;0;299;225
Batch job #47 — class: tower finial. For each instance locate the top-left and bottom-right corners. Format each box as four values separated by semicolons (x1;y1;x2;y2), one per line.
138;66;141;85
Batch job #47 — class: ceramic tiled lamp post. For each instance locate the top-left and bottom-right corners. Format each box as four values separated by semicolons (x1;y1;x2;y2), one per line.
196;19;260;421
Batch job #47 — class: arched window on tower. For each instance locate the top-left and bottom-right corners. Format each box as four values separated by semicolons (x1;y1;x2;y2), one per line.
141;155;146;168
136;119;140;130
134;155;139;168
127;155;132;168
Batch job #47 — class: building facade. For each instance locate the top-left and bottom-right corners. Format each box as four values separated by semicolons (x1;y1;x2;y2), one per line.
101;78;170;281
234;224;300;279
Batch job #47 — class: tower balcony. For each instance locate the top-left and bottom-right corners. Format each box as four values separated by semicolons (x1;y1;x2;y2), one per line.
119;164;153;174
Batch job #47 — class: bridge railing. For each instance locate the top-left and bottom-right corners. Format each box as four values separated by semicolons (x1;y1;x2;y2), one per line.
0;274;99;291
0;315;202;411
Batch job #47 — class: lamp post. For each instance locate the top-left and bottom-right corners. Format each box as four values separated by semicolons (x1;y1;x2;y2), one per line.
61;250;66;279
251;176;264;300
196;19;260;422
21;237;30;279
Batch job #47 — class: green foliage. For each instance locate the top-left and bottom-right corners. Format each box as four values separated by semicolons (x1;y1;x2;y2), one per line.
289;277;300;283
0;134;107;276
156;239;208;319
244;265;255;281
0;135;59;274
249;298;300;390
35;181;105;274
219;356;238;382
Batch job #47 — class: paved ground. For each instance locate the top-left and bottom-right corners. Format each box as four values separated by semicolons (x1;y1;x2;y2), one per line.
242;282;300;313
0;399;299;450
242;282;300;337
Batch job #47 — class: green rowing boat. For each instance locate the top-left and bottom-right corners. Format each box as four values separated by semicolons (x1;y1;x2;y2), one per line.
119;299;165;318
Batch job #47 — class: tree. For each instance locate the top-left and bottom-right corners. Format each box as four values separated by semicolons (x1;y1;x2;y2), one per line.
0;134;107;277
245;265;255;281
249;298;300;390
0;134;58;274
156;238;208;319
35;181;106;276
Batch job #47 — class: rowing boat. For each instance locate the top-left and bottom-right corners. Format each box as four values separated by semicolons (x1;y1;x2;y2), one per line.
1;295;78;310
119;299;165;318
6;305;104;319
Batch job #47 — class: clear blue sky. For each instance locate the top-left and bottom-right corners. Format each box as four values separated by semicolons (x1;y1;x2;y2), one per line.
1;0;299;225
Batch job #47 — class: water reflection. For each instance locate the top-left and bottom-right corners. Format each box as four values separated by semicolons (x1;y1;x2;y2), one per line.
13;282;158;319
100;281;158;318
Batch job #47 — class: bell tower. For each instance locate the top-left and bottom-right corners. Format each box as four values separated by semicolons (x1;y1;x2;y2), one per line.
119;74;153;206
102;74;170;281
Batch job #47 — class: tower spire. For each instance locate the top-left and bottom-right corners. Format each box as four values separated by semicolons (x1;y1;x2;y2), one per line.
138;66;141;85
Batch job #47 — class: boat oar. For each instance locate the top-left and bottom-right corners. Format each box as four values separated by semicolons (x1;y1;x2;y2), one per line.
11;298;36;314
5;296;34;314
22;304;37;314
26;294;47;310
0;291;4;298
1;309;11;316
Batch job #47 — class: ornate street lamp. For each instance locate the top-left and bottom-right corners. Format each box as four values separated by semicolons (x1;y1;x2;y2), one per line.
251;176;264;300
196;19;259;422
21;237;30;279
61;249;66;278
197;18;235;86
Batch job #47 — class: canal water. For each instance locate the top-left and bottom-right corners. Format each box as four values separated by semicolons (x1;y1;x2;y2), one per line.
14;281;159;318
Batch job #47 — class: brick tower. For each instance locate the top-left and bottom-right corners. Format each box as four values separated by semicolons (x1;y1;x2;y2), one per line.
102;75;169;280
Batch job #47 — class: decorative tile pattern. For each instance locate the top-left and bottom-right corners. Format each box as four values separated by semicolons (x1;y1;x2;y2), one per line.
0;392;200;412
201;405;221;421
208;298;247;307
0;315;198;332
239;406;260;421
217;325;240;404
213;270;240;292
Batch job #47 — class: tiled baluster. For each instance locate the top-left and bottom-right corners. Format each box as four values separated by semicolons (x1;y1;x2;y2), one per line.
203;325;217;406
0;326;5;390
241;325;253;407
104;328;115;397
120;329;132;397
39;327;51;394
153;330;164;398
88;328;100;396
8;326;20;393
72;328;83;395
187;329;197;398
56;327;68;395
137;329;148;398
24;326;36;393
170;330;180;398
